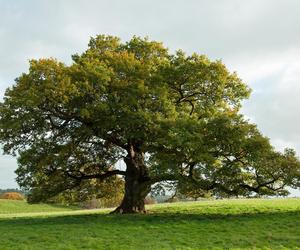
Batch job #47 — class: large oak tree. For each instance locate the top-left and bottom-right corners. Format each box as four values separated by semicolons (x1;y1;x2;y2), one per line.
0;35;299;213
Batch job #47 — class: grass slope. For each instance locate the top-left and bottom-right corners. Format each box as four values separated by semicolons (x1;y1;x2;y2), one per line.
0;199;78;215
0;199;299;249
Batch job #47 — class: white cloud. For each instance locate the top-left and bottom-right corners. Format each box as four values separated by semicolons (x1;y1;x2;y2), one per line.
233;49;300;153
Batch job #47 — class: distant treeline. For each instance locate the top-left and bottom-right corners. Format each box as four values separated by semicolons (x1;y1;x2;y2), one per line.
0;188;24;195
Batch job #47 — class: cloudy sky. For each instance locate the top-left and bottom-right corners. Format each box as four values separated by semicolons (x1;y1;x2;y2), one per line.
0;0;300;195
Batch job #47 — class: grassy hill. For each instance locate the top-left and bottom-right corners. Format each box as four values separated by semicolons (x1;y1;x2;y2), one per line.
0;198;299;249
0;199;78;216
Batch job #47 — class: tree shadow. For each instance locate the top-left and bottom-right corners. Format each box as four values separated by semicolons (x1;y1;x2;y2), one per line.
0;209;299;249
1;207;299;225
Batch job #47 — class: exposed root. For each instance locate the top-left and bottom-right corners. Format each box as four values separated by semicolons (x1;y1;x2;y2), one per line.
110;206;147;214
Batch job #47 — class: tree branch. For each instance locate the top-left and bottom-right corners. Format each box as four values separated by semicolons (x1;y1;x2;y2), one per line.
148;173;178;184
66;169;126;181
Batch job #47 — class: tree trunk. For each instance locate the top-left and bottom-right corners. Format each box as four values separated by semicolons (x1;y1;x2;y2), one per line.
111;145;151;214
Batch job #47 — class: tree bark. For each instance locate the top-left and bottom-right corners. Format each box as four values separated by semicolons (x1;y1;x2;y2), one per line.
111;144;151;214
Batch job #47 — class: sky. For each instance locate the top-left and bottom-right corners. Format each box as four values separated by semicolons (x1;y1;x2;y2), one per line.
0;0;300;195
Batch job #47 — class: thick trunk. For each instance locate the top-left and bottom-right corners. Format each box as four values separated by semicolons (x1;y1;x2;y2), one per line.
112;145;151;214
113;177;150;213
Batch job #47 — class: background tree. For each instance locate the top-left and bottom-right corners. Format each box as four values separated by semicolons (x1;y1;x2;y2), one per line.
0;188;23;195
0;192;24;200
0;35;299;213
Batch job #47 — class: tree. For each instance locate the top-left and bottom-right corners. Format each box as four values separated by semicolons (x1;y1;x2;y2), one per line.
0;188;23;195
0;192;24;200
47;176;124;208
0;35;299;213
175;181;212;201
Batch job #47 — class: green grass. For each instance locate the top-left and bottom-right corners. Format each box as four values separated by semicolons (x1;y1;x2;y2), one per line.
0;198;299;249
0;199;78;215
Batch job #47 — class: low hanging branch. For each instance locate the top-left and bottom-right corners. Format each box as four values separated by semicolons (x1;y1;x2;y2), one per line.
66;169;126;181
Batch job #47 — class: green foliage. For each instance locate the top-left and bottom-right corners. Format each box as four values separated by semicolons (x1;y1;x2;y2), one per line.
0;199;299;249
0;34;299;205
48;176;124;208
176;180;212;200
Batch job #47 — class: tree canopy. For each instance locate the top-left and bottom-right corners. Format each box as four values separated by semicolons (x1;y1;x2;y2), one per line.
0;35;299;213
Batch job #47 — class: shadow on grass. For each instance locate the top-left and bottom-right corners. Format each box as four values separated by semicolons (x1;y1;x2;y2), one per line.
0;209;299;249
1;208;299;226
33;202;80;210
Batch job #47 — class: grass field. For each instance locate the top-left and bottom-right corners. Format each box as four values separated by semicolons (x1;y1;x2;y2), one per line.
0;198;299;249
0;199;78;215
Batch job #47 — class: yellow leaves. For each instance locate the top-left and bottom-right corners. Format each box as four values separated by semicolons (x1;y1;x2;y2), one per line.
0;192;24;200
88;35;121;51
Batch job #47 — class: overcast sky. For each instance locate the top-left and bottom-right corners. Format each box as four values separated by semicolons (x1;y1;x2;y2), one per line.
0;0;300;195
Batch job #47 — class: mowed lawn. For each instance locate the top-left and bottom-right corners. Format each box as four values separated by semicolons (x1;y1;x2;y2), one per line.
0;199;299;249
